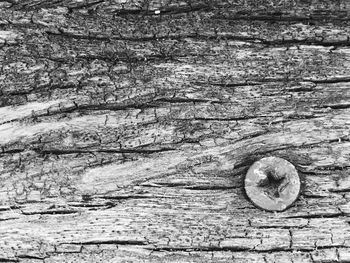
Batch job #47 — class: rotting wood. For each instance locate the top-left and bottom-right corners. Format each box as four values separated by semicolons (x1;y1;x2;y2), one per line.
0;0;350;262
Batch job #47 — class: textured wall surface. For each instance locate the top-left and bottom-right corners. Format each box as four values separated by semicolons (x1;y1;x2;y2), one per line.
0;0;350;262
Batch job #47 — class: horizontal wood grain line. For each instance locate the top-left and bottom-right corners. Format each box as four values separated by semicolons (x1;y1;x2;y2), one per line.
44;30;350;47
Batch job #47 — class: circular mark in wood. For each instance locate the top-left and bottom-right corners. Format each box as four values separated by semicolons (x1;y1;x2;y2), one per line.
244;157;301;212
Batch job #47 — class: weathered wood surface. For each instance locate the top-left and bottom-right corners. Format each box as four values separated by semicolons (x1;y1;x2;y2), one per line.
1;0;350;262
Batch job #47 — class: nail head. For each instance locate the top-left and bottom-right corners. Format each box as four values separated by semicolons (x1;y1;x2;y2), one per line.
244;156;301;212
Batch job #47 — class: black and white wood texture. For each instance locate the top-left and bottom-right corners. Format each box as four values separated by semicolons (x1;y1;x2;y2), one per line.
0;0;350;262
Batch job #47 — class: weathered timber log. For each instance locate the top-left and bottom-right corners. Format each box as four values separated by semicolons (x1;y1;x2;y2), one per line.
0;0;350;262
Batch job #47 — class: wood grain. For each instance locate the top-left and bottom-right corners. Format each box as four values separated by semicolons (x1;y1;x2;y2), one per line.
0;0;350;262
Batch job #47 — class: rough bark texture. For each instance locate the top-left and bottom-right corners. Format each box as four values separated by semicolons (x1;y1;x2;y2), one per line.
0;0;350;262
